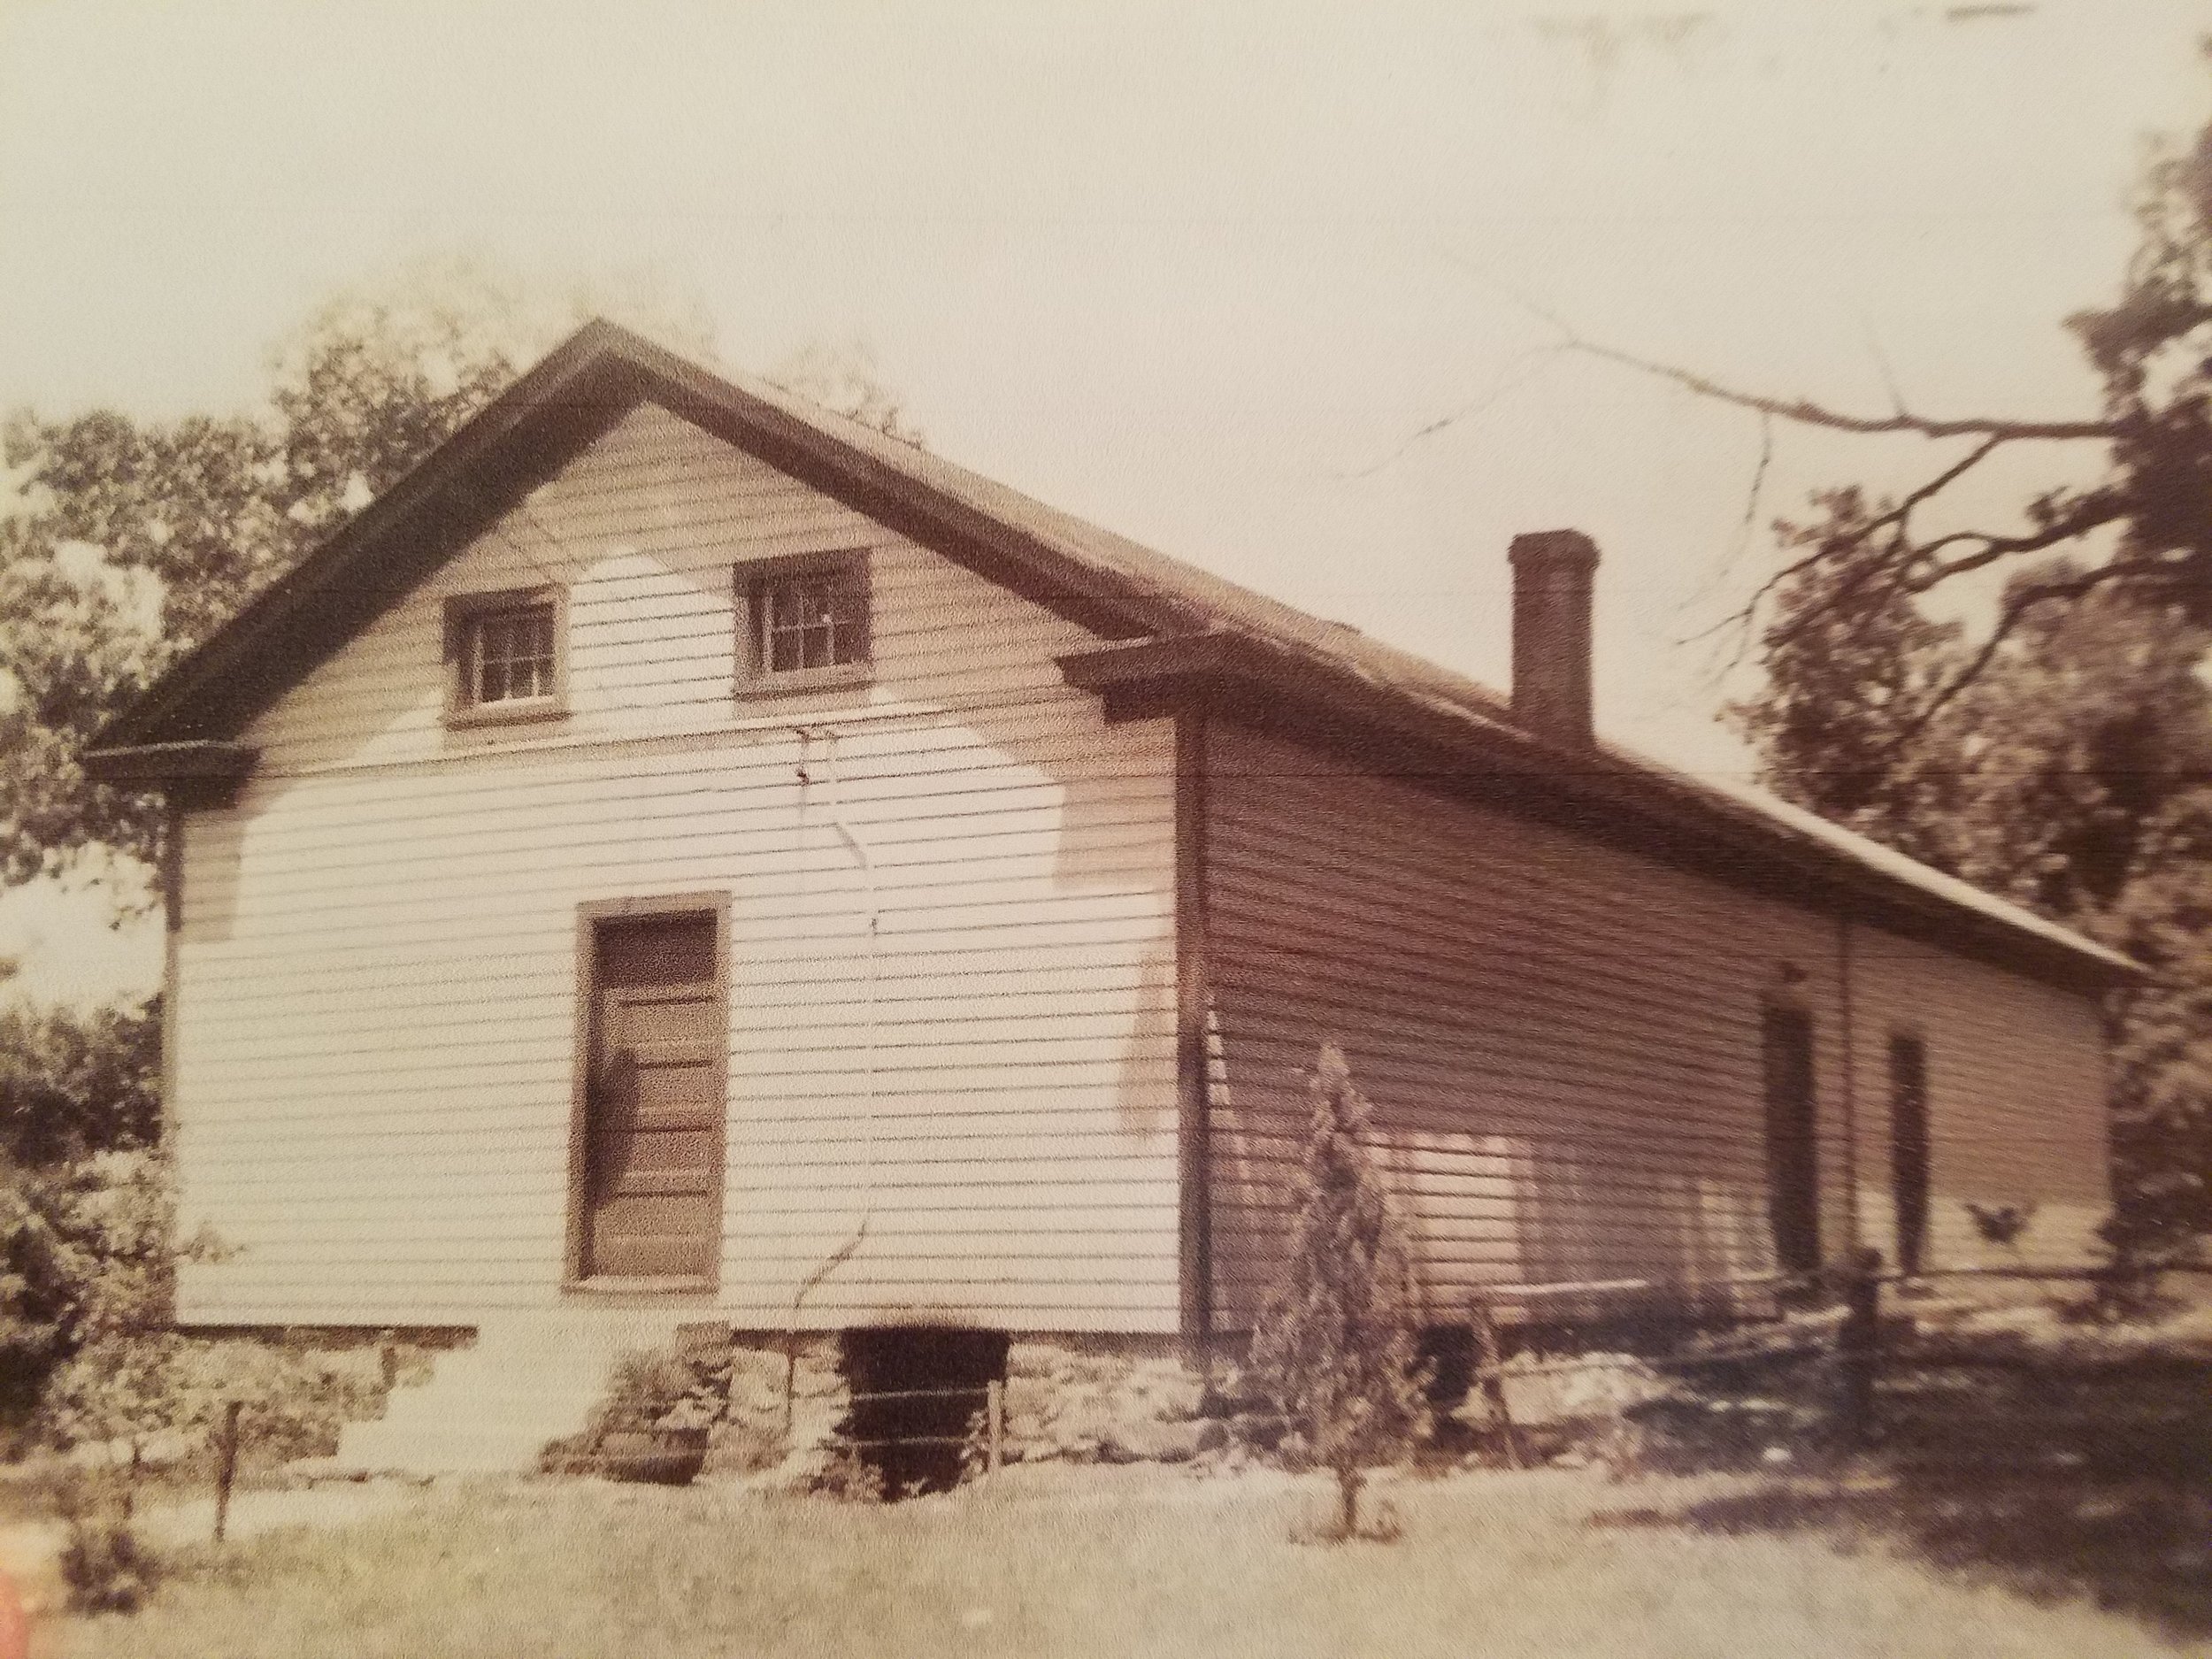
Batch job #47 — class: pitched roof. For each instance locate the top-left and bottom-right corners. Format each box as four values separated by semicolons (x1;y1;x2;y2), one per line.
88;319;2140;989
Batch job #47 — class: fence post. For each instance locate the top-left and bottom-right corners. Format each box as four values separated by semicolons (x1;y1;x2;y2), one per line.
1838;1247;1884;1448
1469;1294;1524;1471
213;1400;243;1544
986;1380;1004;1479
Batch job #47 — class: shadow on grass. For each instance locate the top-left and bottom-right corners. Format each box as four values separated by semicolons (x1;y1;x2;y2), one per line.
1596;1471;2212;1640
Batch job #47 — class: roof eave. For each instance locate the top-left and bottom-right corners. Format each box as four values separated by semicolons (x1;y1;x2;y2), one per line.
94;320;1189;754
81;739;258;784
1058;634;2147;994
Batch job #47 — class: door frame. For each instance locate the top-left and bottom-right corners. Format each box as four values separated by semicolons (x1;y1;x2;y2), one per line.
1760;998;1822;1278
564;892;733;1292
1887;1025;1932;1279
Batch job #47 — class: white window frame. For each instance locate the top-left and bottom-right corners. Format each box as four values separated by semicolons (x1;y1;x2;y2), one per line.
444;586;569;727
734;549;873;696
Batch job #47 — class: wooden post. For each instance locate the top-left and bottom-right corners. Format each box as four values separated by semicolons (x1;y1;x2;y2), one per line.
1838;1248;1884;1448
1469;1296;1524;1471
213;1400;243;1544
986;1380;1004;1479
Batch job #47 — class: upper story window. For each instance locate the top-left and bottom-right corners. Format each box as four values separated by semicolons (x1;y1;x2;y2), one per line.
473;606;557;703
736;549;872;695
445;587;567;726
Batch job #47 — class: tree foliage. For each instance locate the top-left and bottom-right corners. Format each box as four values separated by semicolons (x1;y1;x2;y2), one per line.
1701;71;2212;1260
0;996;161;1164
1250;1044;1427;1540
766;338;926;447
0;261;718;900
1543;69;2212;735
0;265;926;907
0;1148;182;1426
1737;527;2212;1254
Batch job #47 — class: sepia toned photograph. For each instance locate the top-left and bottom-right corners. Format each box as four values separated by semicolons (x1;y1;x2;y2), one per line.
3;2;2212;1653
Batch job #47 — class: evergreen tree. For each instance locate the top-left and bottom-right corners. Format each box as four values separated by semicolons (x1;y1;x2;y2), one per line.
1250;1044;1427;1540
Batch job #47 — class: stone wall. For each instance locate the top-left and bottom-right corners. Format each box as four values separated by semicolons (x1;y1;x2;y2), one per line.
693;1331;1223;1478
1002;1337;1219;1464
707;1338;850;1481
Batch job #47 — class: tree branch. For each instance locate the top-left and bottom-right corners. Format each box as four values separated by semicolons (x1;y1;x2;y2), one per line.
1902;495;2129;590
1693;435;2008;657
1896;555;2177;744
1562;338;2114;443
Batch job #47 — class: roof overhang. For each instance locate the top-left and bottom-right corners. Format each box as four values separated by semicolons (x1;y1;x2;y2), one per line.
87;321;1181;758
1059;633;2147;995
82;318;2147;997
81;739;258;809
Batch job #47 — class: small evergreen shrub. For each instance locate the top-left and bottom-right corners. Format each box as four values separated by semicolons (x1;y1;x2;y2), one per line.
58;1517;160;1613
1249;1044;1430;1541
49;1464;162;1614
802;1442;887;1502
545;1344;730;1482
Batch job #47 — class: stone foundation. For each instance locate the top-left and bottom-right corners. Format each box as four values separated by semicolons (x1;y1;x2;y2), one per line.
707;1339;851;1483
1002;1335;1216;1463
684;1331;1220;1479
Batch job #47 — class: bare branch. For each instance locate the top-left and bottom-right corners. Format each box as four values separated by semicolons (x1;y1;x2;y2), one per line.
1689;435;2008;656
1895;556;2171;743
1342;343;1568;477
1731;414;1776;567
1859;314;1909;420
1902;495;2129;590
1882;435;2009;527
1562;337;2113;443
1676;414;1780;680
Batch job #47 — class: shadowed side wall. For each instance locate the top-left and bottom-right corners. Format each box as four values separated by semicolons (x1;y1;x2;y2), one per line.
1847;929;2108;1274
1201;720;2110;1330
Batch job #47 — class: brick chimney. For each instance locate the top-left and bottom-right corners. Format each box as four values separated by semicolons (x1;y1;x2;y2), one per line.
1507;529;1600;748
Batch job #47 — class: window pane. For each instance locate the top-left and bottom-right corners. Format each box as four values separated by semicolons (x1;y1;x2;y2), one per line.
471;603;557;703
759;566;868;674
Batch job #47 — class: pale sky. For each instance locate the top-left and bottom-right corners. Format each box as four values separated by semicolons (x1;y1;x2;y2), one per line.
2;0;2208;1003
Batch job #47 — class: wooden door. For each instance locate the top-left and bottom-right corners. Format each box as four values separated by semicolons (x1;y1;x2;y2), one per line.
580;913;725;1280
1761;1003;1821;1276
1889;1033;1932;1277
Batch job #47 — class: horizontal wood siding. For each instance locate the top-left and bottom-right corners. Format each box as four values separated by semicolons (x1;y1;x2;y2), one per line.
173;403;1179;1332
1847;927;2108;1271
1202;723;2110;1329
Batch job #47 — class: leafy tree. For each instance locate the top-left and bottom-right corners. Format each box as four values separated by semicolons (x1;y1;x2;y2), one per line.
1250;1044;1428;1540
0;264;926;912
0;259;718;902
1517;70;2212;736
766;338;926;447
0;996;161;1164
1736;530;2212;1257
0;1148;182;1427
1576;68;2212;1265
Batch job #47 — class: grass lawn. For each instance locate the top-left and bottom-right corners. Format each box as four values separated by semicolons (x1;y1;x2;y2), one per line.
33;1463;2212;1659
